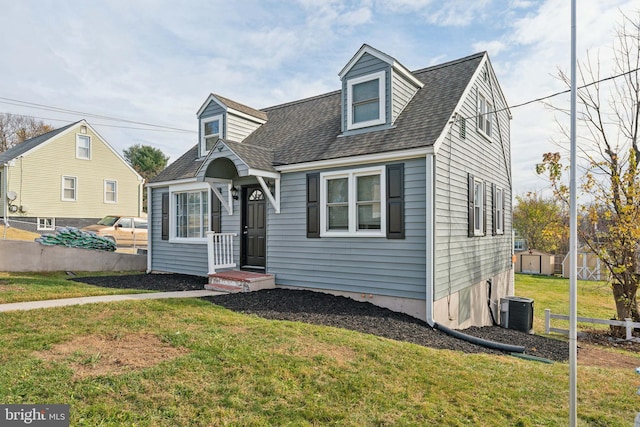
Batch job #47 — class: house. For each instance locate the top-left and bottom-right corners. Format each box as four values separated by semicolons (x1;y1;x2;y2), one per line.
0;120;145;233
147;44;513;329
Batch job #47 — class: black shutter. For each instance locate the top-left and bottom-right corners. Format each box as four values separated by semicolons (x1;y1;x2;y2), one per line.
483;182;487;236
492;183;497;236
468;174;475;237
306;173;320;238
211;189;221;233
161;192;169;240
386;163;404;239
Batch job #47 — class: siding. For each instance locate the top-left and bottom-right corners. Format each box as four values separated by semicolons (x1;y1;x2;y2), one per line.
150;185;241;276
391;72;419;123
341;53;391;131
433;63;512;300
4;127;141;220
226;113;263;143
269;158;427;300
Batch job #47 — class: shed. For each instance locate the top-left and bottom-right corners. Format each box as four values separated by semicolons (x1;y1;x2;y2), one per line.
562;250;607;281
515;249;556;275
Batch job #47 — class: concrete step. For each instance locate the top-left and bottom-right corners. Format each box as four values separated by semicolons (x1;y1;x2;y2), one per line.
205;270;275;293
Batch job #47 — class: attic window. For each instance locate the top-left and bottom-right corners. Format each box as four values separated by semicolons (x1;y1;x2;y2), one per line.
346;70;386;130
201;115;222;156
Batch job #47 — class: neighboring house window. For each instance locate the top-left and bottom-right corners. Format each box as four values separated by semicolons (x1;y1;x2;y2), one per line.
104;180;117;203
320;167;385;237
174;188;209;239
37;218;55;231
493;185;504;235
346;70;386;130
62;176;77;201
477;93;493;138
514;240;525;251
201;115;222;156
76;134;91;159
468;174;485;237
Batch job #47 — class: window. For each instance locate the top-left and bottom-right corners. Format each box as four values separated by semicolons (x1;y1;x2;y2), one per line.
175;190;209;239
62;176;77;201
76;134;91;159
477;93;493;138
514;240;524;251
468;174;485;237
320;167;385;236
37;218;55;231
346;71;386;130
201;115;222;156
104;180;117;203
494;186;504;235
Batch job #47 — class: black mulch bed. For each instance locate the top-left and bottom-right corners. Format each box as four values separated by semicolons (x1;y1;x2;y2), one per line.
71;273;569;362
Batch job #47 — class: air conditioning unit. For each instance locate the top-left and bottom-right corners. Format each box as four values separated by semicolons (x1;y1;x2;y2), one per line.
500;296;534;333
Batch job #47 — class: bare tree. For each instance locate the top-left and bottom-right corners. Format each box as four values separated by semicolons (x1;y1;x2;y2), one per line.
537;10;640;324
0;113;54;153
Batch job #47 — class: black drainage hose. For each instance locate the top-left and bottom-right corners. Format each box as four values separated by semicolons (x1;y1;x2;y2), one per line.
434;322;525;353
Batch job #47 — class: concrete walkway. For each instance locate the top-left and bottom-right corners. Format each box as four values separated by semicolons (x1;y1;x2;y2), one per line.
0;290;224;312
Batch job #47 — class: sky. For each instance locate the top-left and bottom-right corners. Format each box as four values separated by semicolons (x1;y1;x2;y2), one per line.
0;0;638;196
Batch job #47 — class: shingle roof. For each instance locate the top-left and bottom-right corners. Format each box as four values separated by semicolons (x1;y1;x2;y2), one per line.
213;94;268;122
151;144;204;182
151;51;485;183
0;121;80;163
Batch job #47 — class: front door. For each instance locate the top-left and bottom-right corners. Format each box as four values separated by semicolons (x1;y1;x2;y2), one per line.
241;186;266;270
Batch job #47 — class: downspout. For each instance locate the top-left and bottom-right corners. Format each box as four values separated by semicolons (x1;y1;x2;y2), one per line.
146;185;152;274
425;154;435;327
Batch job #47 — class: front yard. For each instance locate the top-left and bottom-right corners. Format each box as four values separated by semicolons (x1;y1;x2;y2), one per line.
0;272;637;425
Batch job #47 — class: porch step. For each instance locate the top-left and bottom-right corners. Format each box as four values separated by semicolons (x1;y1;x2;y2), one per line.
205;270;275;293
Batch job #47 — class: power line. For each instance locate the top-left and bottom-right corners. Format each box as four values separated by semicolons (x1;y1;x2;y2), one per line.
0;111;197;134
0;96;194;133
465;66;640;119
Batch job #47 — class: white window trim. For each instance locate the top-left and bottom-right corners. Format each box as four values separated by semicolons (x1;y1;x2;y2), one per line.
168;182;211;244
495;187;504;235
37;217;55;231
477;92;493;139
473;179;484;236
104;179;117;204
320;166;386;237
346;70;386;130
61;176;77;202
76;134;91;160
200;114;223;157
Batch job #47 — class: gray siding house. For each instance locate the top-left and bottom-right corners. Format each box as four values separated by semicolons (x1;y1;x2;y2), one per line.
147;44;513;329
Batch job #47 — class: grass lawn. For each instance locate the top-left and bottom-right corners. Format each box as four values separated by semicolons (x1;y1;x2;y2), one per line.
0;225;41;241
515;273;617;334
0;272;148;304
0;272;637;425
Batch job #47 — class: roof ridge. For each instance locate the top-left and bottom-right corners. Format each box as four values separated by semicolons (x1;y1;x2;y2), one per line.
261;89;341;112
411;51;486;75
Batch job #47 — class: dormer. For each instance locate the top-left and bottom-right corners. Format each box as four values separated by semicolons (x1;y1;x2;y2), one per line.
339;44;424;134
196;94;267;157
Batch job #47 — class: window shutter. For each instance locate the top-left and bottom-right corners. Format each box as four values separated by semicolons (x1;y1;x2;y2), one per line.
502;188;506;233
211;189;221;233
306;173;320;238
468;174;475;237
483;182;487;236
492;183;497;236
161;192;169;240
386;163;404;239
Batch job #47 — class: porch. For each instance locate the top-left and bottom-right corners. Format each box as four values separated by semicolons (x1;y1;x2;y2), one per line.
205;231;275;292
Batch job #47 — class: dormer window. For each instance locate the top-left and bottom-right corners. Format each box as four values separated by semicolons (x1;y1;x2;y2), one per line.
201;115;222;156
346;70;386;130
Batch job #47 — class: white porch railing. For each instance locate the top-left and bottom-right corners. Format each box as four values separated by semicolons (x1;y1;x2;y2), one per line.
206;232;236;274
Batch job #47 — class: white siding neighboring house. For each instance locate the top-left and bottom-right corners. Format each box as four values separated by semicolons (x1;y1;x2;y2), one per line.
0;120;144;232
147;44;514;329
